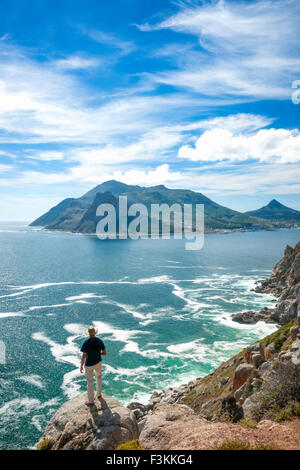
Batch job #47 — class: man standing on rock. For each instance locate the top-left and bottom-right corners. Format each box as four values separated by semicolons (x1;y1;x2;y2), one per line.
80;326;106;405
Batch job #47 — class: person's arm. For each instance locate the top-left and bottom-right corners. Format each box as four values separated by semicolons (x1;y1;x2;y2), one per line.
80;352;87;373
101;349;106;356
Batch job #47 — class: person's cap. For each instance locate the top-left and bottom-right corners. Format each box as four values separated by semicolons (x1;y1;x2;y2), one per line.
85;325;98;335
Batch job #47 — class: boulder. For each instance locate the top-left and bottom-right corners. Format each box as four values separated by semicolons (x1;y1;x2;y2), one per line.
139;402;195;448
37;393;139;450
264;343;275;360
234;383;247;403
233;363;254;392
291;339;300;352
232;308;275;325
259;360;272;374
252;353;265;368
244;343;264;364
290;326;299;341
278;351;293;362
291;350;300;366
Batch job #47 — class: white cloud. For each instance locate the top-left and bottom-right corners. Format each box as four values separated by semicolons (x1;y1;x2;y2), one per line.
84;164;183;186
0;163;13;173
138;0;300;100
53;55;102;70
0;163;182;188
178;127;300;163
184;163;300;197
83;29;136;56
171;113;274;133
25;151;65;161
0;41;203;145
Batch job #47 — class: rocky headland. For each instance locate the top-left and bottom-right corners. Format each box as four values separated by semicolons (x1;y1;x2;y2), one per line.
232;241;300;325
38;243;300;450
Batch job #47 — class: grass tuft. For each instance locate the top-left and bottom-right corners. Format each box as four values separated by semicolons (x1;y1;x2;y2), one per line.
216;440;274;450
37;439;53;450
116;439;146;450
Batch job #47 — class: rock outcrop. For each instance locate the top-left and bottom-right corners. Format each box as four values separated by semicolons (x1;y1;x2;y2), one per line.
38;393;138;450
232;364;255;392
232;242;300;325
138;401;300;450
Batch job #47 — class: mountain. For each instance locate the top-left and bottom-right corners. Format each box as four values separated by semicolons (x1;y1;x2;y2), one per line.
80;180;143;203
30;180;274;233
245;199;300;223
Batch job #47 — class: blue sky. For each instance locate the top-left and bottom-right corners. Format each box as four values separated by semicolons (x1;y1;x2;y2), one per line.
0;0;300;220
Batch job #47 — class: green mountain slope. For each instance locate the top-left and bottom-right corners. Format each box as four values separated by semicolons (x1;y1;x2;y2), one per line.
30;180;274;232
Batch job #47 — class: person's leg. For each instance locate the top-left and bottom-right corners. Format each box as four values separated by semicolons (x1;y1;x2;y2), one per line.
95;361;102;397
85;365;95;403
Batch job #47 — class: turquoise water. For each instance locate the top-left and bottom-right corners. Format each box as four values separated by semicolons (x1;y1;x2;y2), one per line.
0;225;299;450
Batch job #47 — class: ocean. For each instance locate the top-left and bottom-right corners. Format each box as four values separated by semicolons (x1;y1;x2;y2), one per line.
0;224;299;449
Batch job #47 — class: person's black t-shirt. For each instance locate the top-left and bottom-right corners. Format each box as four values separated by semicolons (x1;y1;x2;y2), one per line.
80;337;105;366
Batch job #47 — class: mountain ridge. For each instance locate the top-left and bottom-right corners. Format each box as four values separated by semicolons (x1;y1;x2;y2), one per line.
30;180;276;233
245;199;300;223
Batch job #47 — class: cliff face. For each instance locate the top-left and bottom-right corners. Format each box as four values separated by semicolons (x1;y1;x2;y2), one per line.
233;242;300;325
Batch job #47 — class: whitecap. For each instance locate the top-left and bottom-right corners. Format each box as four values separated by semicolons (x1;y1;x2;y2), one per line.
19;375;44;389
0;312;26;319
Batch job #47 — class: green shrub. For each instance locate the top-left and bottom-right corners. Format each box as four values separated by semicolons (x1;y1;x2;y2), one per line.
116;439;146;450
216;440;274;450
37;439;53;450
273;336;283;351
275;402;300;422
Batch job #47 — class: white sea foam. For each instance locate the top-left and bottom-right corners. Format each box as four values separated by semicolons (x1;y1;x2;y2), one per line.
167;339;203;354
61;368;82;400
29;303;70;311
32;331;81;367
0;312;26;318
63;323;86;335
0;397;60;424
104;364;149;377
1;275;178;301
31;415;43;432
32;326;85;398
101;299;147;320
167;339;213;363
19;375;44;389
92;320;149;344
65;293;105;302
137;275;171;284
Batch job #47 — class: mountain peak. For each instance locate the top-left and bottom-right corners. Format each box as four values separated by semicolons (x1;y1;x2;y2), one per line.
267;199;282;208
245;198;300;223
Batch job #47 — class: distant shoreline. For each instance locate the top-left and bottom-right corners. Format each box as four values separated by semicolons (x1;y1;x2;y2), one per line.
27;225;300;237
